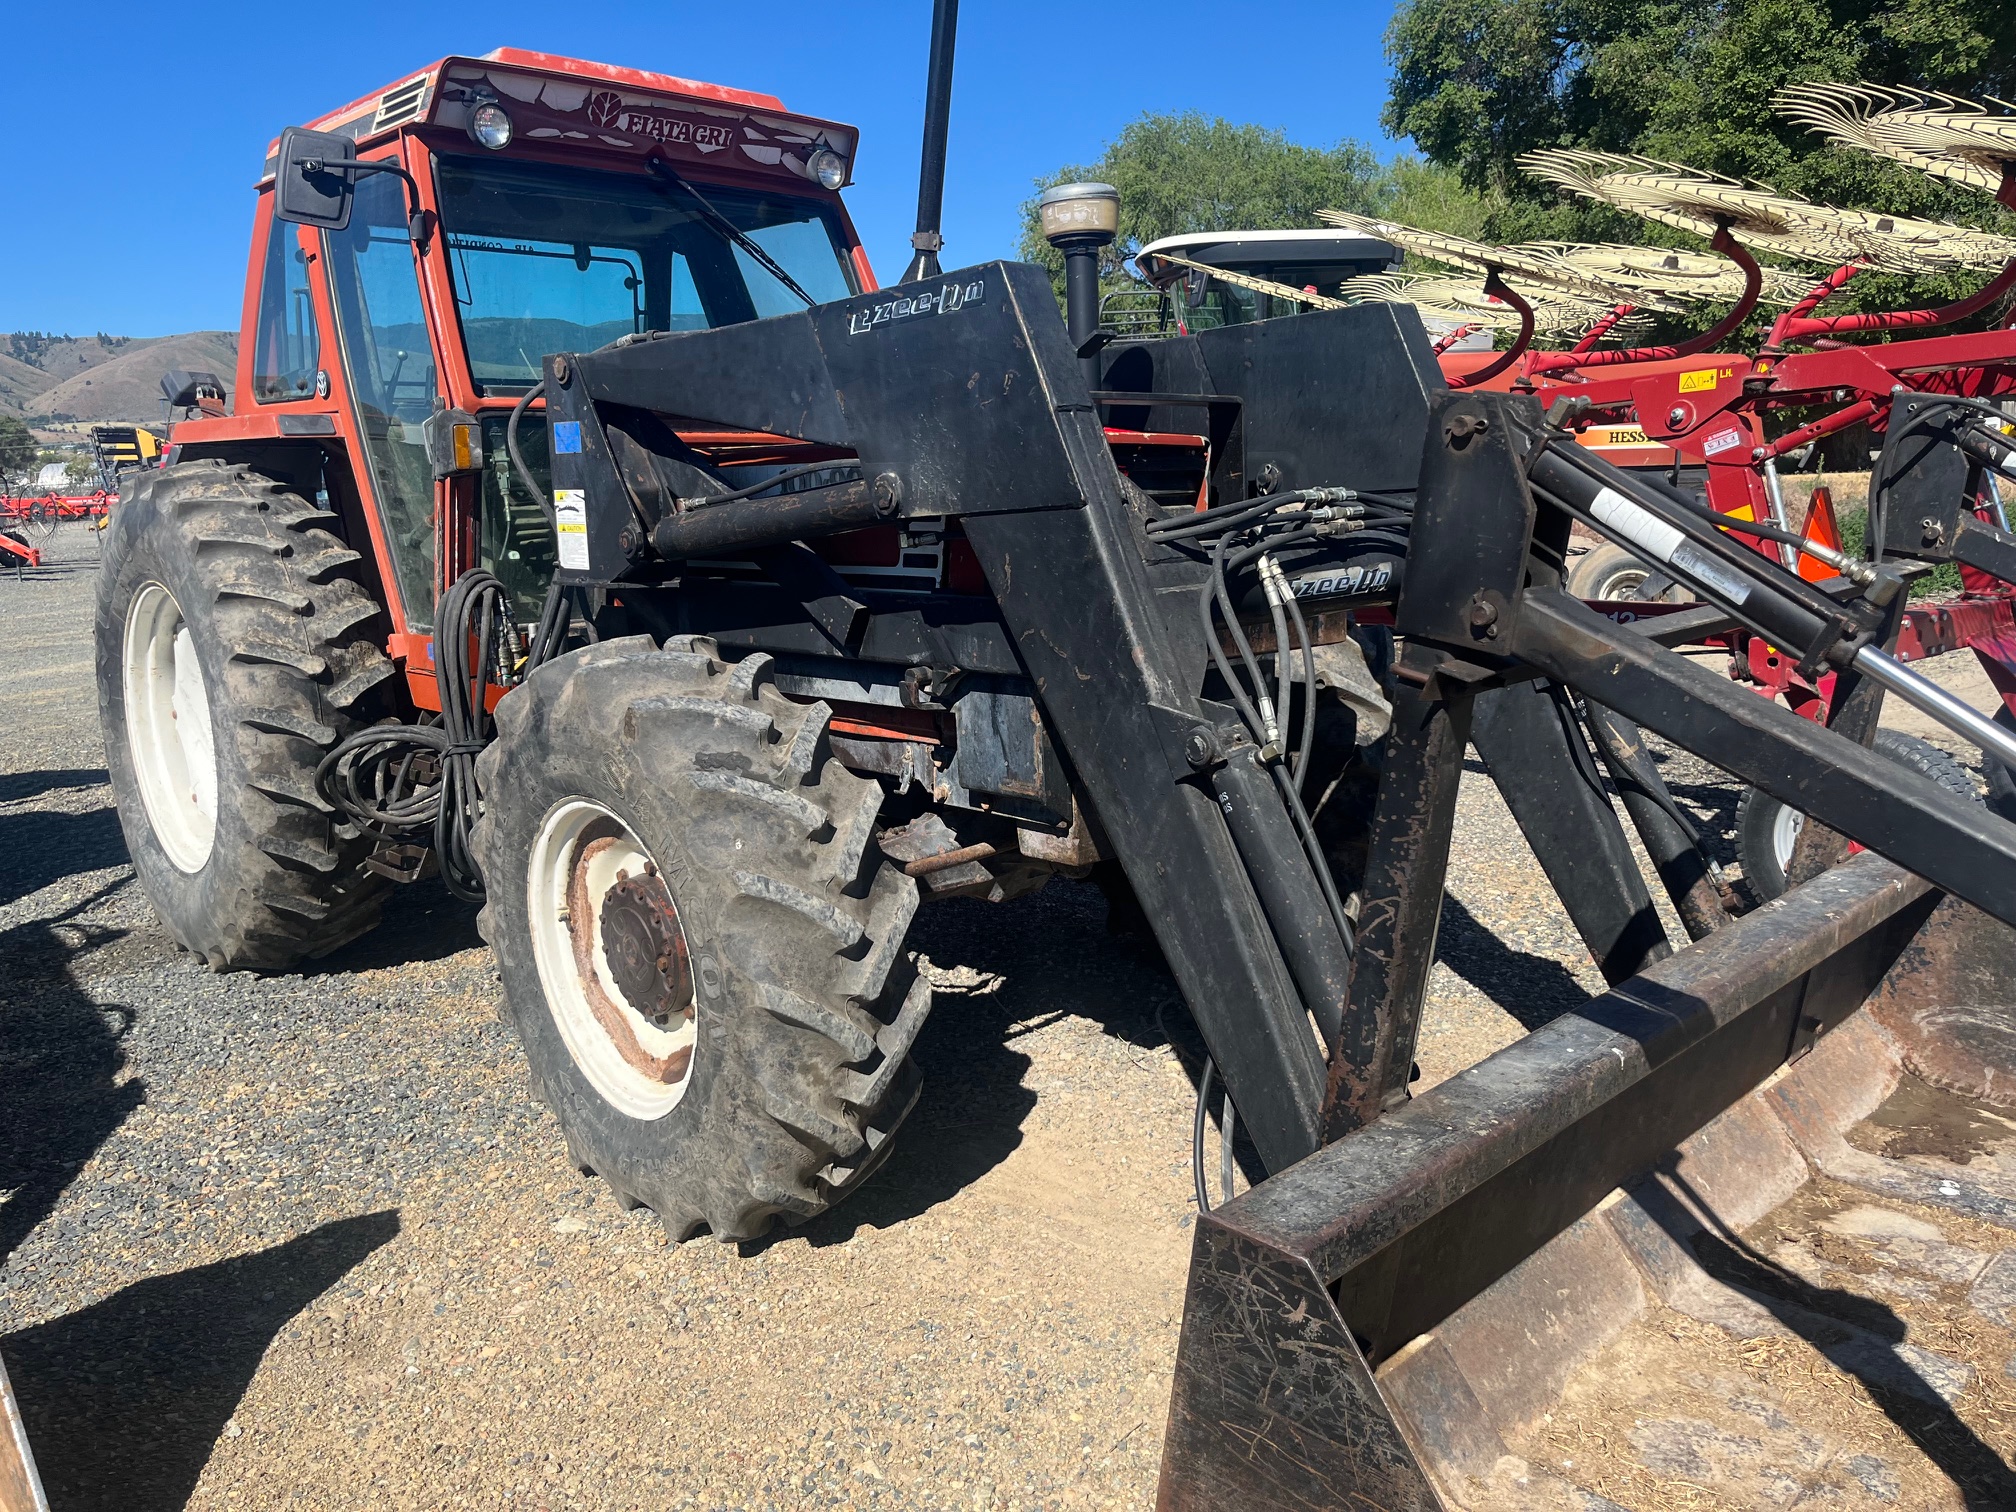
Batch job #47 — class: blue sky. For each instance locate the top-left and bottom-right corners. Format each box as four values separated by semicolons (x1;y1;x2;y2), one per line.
1;1;1406;337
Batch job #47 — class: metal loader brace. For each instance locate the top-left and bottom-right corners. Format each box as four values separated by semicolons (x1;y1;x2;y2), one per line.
543;264;1457;1174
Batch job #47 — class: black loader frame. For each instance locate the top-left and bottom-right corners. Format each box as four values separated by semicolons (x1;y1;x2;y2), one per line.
544;264;1443;1172
538;264;2016;1504
1157;386;2016;1506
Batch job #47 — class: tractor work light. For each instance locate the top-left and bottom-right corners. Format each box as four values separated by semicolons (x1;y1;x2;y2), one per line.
809;148;848;190
469;103;514;150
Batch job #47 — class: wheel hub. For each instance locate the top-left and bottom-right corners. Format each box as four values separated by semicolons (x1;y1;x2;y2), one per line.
552;827;696;1103
599;867;691;1026
122;581;218;873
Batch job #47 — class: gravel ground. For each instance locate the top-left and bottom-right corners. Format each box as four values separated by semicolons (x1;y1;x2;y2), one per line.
1;526;2009;1510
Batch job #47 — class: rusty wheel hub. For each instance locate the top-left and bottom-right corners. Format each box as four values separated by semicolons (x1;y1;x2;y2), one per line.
599;866;692;1027
559;831;695;1093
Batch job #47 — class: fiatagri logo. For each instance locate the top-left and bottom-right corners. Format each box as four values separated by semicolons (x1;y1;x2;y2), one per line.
585;90;733;150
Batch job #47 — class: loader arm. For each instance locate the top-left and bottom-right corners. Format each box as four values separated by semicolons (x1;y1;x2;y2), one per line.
540;269;1957;1179
541;262;1452;1170
1162;386;2016;1506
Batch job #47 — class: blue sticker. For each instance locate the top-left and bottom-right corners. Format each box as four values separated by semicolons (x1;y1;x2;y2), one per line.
553;421;583;454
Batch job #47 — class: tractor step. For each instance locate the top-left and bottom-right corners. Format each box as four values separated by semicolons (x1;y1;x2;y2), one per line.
1157;855;2016;1509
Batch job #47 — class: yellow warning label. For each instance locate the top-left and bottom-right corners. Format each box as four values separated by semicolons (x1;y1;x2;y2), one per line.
1678;369;1719;393
554;489;590;570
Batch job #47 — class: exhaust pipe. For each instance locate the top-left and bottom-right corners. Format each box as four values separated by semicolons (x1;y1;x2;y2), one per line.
901;0;960;284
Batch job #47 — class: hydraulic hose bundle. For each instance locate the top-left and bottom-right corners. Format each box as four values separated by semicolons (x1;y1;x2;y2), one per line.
1170;484;1415;957
1164;486;1414;1206
317;571;580;900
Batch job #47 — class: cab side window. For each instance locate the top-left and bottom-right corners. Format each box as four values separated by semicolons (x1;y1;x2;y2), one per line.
252;217;320;402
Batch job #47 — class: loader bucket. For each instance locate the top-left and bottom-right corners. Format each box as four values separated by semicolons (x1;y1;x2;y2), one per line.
1156;854;2016;1509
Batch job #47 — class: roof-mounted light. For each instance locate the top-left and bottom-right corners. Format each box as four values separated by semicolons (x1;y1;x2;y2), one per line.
809;148;848;190
468;103;513;150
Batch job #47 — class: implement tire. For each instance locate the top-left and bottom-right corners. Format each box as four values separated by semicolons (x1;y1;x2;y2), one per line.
472;635;930;1242
1738;729;1978;902
95;459;396;969
1566;541;1690;603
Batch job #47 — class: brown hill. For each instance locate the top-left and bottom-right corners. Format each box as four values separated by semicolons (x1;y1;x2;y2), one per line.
1;332;238;425
0;350;49;415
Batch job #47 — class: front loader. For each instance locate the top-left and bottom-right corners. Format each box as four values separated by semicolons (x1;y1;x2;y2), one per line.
93;23;2016;1508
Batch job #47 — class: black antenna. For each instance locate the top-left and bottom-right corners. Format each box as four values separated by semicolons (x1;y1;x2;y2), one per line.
902;0;959;284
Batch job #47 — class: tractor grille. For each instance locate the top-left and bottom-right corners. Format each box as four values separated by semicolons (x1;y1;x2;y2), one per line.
373;77;432;132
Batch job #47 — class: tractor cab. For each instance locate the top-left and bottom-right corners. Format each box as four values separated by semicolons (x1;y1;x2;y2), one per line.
174;48;868;695
1133;228;1400;331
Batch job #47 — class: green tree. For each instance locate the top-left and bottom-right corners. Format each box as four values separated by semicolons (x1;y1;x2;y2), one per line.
1382;0;2016;267
0;416;36;497
1017;113;1485;296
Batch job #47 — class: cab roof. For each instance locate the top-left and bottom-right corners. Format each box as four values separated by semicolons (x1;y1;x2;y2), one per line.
1136;229;1400;284
264;47;857;190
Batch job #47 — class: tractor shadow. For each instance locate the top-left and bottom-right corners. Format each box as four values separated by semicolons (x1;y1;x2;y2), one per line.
762;870;1601;1247
0;767;107;804
753;878;1173;1250
3;1211;399;1512
0;802;130;909
301;877;485;975
0;882;146;1271
1434;892;1595;1032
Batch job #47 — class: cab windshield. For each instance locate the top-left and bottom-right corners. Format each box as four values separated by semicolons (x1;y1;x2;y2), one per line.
432;153;859;394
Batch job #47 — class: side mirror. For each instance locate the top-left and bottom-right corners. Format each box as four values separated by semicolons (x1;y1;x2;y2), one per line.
161;369;228;413
275;126;358;231
1183;267;1212;306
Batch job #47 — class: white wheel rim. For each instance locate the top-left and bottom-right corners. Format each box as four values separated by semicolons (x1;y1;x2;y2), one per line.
528;800;698;1120
123;582;218;872
1772;802;1806;873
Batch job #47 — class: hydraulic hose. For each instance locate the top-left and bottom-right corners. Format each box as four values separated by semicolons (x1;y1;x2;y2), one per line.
506;381;549;523
315;569;588;899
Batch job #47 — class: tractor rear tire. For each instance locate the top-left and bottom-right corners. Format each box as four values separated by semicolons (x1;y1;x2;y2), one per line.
472;636;931;1242
95;459;396;969
1737;729;1978;902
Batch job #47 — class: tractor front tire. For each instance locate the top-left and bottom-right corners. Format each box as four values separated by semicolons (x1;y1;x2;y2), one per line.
95;459;396;969
472;636;931;1242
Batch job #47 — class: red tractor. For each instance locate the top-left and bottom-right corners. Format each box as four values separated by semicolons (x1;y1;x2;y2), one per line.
97;47;867;958
95;49;899;1236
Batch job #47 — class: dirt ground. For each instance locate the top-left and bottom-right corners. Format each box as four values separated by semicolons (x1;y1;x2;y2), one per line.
3;526;2013;1509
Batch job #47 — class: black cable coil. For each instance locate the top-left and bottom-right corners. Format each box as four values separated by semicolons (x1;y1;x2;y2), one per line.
317;570;580;900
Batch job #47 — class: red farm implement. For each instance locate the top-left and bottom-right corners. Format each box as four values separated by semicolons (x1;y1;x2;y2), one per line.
1323;93;2016;898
